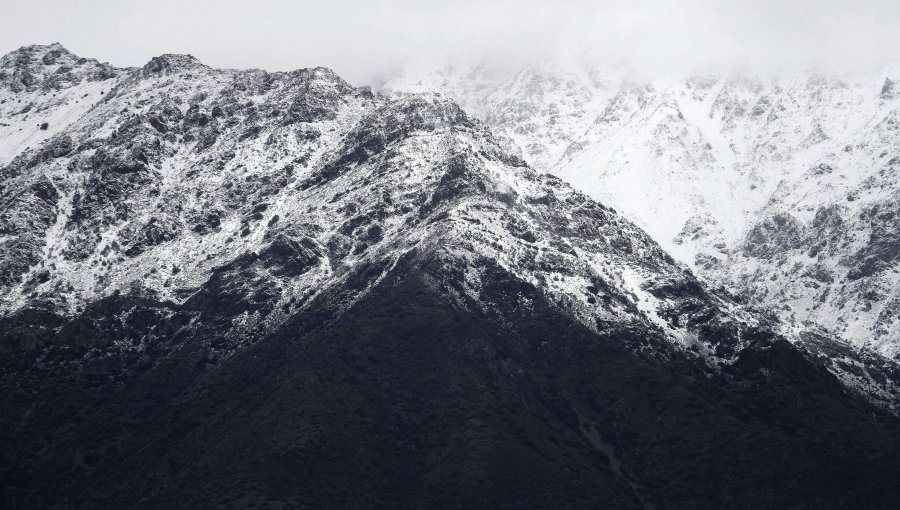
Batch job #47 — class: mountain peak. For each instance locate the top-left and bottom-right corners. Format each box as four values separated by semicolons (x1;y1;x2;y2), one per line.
141;53;208;75
0;42;118;92
283;66;354;90
1;42;71;60
1;42;68;69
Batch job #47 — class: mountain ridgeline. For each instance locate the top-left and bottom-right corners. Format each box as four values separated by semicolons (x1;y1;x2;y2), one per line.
2;44;900;509
384;60;900;359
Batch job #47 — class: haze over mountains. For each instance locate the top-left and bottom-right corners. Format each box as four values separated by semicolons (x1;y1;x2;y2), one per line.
1;43;899;509
383;58;900;358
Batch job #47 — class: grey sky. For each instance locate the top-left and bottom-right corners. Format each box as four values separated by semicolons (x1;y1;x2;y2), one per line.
2;0;899;84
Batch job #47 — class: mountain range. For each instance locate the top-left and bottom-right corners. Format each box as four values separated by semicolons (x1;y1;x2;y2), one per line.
384;58;900;359
2;43;900;509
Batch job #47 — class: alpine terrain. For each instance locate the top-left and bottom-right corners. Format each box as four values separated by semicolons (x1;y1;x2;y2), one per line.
2;44;900;509
385;58;900;359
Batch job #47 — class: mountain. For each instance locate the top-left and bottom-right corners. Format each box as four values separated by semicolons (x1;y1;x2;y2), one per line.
2;44;900;509
383;60;900;358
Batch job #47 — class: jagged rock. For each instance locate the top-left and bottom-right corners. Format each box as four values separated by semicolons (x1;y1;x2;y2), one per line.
0;43;118;92
742;212;805;258
141;54;207;76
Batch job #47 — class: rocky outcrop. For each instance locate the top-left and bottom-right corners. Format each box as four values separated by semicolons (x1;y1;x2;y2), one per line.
0;43;118;92
140;54;208;76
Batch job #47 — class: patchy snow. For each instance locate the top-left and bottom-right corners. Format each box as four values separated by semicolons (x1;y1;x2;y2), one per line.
385;59;900;356
2;44;897;408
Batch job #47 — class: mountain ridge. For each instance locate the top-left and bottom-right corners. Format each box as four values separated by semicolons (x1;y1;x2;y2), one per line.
2;44;900;509
383;58;900;358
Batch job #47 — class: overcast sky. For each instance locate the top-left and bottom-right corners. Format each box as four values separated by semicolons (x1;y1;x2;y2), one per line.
2;0;899;84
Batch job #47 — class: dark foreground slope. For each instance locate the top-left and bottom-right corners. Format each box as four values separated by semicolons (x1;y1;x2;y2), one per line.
1;44;900;510
3;249;900;509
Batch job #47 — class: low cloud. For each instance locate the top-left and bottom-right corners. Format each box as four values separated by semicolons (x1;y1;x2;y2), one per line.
2;0;898;84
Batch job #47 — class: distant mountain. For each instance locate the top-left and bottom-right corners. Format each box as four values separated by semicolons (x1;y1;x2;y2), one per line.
2;44;900;509
384;59;900;358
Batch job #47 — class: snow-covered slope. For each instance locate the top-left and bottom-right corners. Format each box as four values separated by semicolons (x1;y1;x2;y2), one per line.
4;44;900;509
0;46;757;369
384;58;618;172
384;61;900;357
1;44;897;403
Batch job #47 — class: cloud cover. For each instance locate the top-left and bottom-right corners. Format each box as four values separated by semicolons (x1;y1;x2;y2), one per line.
1;0;899;84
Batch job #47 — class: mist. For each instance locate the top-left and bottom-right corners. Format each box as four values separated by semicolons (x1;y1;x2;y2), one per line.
2;0;898;85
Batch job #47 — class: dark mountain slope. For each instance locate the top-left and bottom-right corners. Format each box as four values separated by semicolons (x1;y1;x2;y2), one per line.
4;248;900;509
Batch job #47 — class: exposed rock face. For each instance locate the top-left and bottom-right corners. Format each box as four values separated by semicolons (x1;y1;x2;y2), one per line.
726;164;900;355
0;42;118;93
0;175;59;286
384;61;900;357
140;54;208;76
0;43;124;167
2;45;900;509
